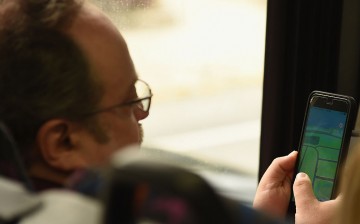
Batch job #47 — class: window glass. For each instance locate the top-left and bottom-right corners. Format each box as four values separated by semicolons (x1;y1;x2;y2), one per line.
91;0;267;177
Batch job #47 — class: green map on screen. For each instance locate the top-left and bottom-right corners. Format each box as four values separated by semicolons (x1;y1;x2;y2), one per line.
298;106;347;201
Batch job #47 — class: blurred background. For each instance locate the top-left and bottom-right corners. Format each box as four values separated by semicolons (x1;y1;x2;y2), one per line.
90;0;267;202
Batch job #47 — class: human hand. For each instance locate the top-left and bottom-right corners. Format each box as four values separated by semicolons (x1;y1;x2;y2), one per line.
293;172;340;224
253;151;297;218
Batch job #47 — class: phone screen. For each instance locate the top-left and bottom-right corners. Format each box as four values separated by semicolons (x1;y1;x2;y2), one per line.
296;97;348;201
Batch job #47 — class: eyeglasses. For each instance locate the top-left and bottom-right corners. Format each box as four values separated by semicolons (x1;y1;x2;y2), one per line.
84;79;153;116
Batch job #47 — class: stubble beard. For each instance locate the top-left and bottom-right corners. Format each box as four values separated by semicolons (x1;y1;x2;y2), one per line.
139;123;144;144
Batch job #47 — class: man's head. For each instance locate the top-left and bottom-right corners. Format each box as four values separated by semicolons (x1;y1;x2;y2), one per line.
0;0;150;186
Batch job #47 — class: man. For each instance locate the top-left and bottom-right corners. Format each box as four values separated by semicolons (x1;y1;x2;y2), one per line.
0;0;148;189
0;0;338;223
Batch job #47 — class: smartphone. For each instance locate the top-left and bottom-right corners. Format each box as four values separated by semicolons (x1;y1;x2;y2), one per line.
287;91;357;217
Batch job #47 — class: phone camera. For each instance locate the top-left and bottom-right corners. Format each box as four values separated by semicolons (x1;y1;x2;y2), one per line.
326;100;333;105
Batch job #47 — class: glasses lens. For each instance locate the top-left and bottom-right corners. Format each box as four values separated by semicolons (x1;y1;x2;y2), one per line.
135;80;151;99
135;80;152;112
137;98;150;112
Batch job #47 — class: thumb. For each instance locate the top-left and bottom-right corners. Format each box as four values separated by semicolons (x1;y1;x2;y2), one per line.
293;172;318;209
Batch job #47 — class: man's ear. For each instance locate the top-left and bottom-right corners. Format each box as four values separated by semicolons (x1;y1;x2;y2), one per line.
36;119;86;171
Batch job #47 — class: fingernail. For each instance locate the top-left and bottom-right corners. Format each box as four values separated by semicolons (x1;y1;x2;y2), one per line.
288;150;297;156
296;172;307;178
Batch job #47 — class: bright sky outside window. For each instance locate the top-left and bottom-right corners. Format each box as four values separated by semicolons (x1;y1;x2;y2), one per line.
91;0;267;176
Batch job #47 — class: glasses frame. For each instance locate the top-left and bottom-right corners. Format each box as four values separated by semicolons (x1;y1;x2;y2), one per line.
83;79;153;117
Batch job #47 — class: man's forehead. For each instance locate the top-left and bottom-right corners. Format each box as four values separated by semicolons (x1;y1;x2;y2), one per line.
64;2;137;104
66;5;131;65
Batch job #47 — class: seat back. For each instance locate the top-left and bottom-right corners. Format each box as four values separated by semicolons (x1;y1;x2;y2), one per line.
0;122;33;191
102;159;235;224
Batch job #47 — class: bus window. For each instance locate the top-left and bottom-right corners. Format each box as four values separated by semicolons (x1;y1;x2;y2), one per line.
90;0;267;178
